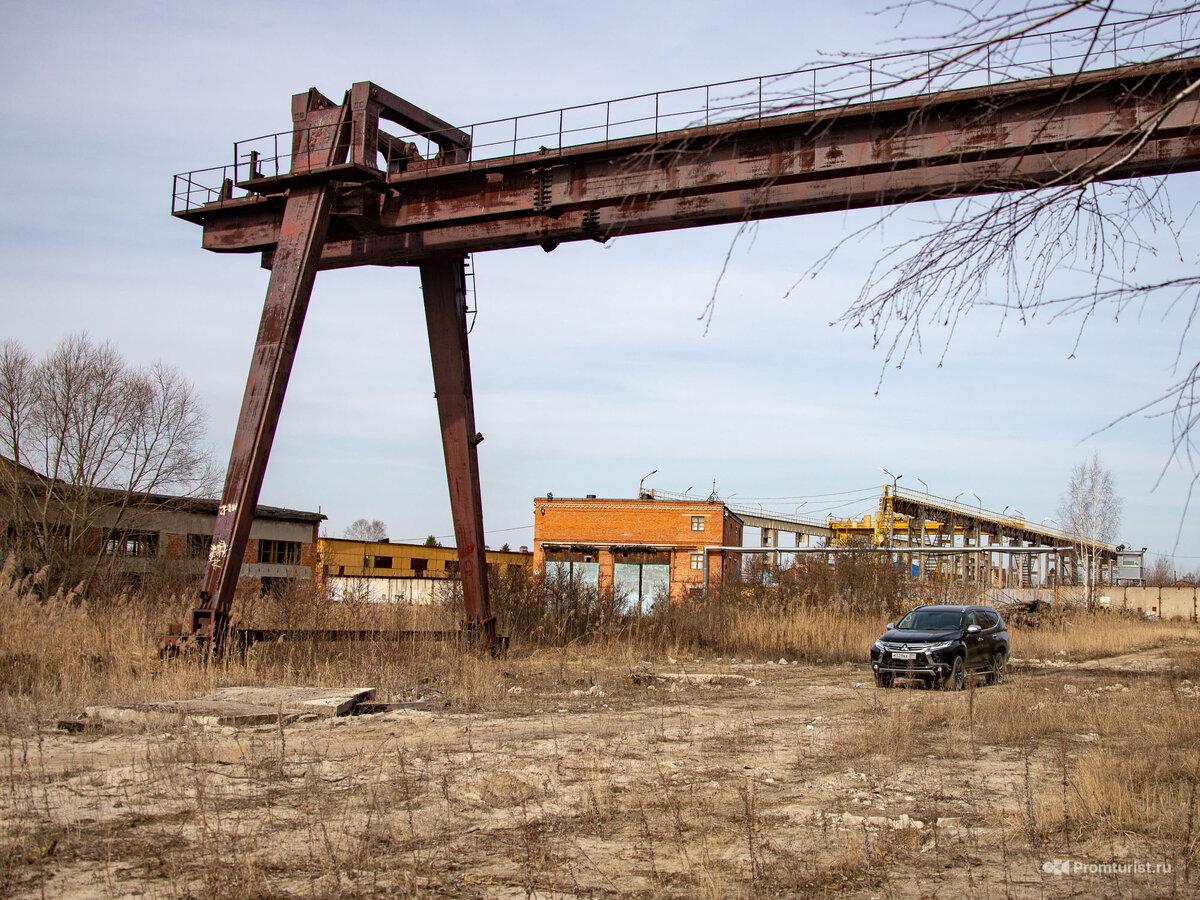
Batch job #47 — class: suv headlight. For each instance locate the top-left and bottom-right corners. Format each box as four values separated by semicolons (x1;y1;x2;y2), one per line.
924;640;955;653
872;640;885;652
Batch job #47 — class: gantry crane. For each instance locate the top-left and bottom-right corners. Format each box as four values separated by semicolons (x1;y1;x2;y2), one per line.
164;32;1200;653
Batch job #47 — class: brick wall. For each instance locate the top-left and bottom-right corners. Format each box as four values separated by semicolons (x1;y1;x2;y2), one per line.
533;497;743;603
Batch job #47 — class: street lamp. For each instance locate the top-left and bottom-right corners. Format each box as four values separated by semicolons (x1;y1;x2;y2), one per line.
684;486;693;497
969;490;982;511
638;468;657;498
879;467;903;492
914;476;929;499
954;491;966;504
879;468;902;549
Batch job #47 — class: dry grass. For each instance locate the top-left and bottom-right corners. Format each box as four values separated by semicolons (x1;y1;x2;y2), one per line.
3;558;1200;897
1012;608;1196;661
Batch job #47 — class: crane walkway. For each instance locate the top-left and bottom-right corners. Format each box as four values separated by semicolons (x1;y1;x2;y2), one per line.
174;12;1195;211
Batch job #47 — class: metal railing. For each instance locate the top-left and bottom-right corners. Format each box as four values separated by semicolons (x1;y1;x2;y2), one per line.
172;12;1198;213
891;485;1114;551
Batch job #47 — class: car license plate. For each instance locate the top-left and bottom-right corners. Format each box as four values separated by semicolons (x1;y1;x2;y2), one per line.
891;651;916;660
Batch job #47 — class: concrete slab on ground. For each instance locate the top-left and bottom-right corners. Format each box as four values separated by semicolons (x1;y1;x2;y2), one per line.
82;686;375;728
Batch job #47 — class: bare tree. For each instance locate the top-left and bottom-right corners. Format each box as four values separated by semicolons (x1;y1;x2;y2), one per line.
1145;552;1176;583
774;2;1200;534
344;518;388;542
1058;451;1124;605
0;334;216;592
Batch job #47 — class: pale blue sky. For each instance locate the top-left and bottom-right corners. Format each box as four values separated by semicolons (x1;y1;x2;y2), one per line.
3;1;1199;570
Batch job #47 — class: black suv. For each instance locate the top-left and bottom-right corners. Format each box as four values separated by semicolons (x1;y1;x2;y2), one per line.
870;604;1009;689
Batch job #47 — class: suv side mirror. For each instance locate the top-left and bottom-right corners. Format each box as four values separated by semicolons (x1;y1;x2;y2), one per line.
886;623;895;630
966;624;981;634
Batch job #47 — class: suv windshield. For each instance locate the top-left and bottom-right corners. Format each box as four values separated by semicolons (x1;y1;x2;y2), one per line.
897;609;964;631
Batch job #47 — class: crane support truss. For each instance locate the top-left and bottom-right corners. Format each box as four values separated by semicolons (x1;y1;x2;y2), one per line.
169;55;1200;652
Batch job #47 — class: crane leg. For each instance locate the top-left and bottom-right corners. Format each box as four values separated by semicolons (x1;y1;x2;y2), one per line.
420;257;496;650
181;182;335;653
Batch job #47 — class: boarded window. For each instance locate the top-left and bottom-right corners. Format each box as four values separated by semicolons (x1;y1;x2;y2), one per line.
690;516;705;532
614;548;670;565
544;547;598;563
258;539;300;565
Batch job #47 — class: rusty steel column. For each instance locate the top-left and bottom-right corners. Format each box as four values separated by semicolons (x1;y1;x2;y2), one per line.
420;256;496;649
192;182;335;646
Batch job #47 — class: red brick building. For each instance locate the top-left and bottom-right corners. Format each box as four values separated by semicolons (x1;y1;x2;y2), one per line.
532;495;743;607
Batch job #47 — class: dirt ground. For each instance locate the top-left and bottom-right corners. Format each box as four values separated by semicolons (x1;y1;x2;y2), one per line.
3;647;1197;899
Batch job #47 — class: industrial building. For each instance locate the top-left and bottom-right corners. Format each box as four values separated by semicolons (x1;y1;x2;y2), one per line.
532;494;744;608
320;538;532;603
1;456;324;592
828;486;1132;587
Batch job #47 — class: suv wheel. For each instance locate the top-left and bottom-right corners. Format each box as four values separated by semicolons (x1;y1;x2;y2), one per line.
874;671;894;688
986;650;1007;686
943;655;966;691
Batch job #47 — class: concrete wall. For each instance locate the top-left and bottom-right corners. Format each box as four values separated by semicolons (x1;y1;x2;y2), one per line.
977;585;1199;619
325;575;458;604
1105;586;1198;619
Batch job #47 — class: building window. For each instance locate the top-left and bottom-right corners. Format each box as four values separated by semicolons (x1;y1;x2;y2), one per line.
373;555;393;569
690;551;704;570
105;530;159;557
445;560;459;577
186;533;213;559
258;539;300;565
411;557;428;574
691;515;705;531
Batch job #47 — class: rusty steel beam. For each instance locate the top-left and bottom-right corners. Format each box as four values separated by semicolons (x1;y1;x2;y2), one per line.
306;134;1200;268
420;256;496;649
348;81;472;168
177;86;351;651
187;181;335;647
182;58;1200;269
